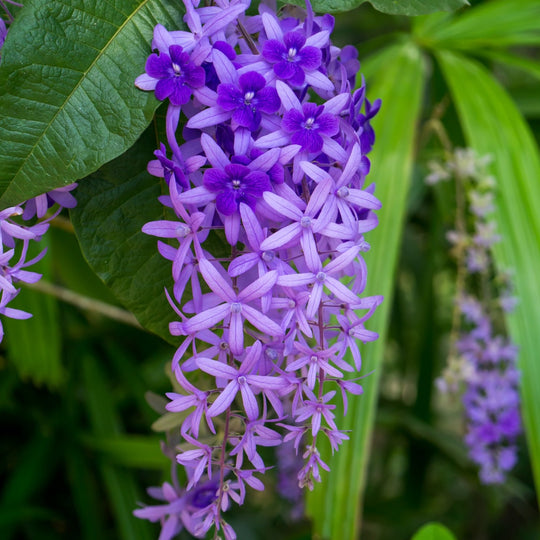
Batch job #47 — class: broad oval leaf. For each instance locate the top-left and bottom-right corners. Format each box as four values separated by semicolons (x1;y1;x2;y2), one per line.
70;128;177;344
0;0;179;209
412;522;457;540
368;0;468;16
289;0;467;15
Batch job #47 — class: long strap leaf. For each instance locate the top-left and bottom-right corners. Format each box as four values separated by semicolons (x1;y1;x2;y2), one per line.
307;42;426;539
438;49;540;508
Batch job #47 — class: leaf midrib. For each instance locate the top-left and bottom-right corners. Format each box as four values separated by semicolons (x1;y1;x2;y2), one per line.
5;0;154;197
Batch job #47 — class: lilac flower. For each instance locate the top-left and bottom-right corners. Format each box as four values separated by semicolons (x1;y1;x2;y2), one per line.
182;259;283;354
198;342;286;421
217;72;281;131
203;164;271;216
262;31;322;87
136;44;205;106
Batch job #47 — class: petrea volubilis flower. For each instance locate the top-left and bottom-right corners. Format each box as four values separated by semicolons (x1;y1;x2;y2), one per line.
135;0;382;536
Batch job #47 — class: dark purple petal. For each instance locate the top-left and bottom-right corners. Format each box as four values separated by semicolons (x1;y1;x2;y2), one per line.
168;45;188;65
169;83;193;106
203;168;228;191
154;78;175;101
185;64;206;88
316;113;340;136
291;129;323;153
283;31;306;51
302;102;323;119
282;109;304;133
223;163;247;180
274;61;297;81
245;171;271;196
232;106;260;131
255;87;281;114
217;84;243;111
288;64;306;86
214;40;236;60
298;46;322;70
145;53;171;79
216;190;237;215
262;40;287;63
239;71;266;93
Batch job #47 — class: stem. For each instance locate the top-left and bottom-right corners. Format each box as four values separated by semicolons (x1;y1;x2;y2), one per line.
23;280;141;328
214;406;232;538
237;21;259;55
448;167;467;360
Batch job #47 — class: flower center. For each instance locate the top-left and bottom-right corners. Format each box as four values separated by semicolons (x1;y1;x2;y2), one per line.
171;62;182;76
175;224;191;238
310;355;318;364
287;47;297;61
337;186;349;198
305;117;315;129
232;179;242;190
262;250;275;262
316;271;326;283
300;216;312;228
238;375;247;385
244;91;255;104
231;302;242;313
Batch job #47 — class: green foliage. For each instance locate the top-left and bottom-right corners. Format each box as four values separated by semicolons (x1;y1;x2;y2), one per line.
417;0;540;48
293;0;467;15
307;41;426;540
0;0;179;209
82;353;153;540
412;522;457;540
70;129;176;344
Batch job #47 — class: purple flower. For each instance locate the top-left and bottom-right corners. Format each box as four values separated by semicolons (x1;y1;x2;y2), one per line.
262;31;322;86
203;164;271;216
217;72;281;131
197;341;286;420
137;45;205;106
282;102;339;154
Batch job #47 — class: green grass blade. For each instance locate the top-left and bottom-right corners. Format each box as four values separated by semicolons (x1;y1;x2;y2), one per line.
437;49;540;508
307;41;426;539
81;354;152;540
81;435;169;469
419;0;540;48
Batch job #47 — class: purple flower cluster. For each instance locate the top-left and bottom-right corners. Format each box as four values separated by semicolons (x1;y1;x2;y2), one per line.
0;186;77;341
135;0;381;537
430;149;521;484
456;298;521;484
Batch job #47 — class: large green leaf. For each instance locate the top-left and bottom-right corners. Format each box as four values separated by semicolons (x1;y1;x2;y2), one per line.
412;522;457;540
294;0;467;15
416;0;540;48
307;42;426;539
70;129;176;344
0;0;179;208
367;0;468;16
437;49;540;509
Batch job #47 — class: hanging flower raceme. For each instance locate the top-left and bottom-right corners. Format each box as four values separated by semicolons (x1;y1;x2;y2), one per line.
431;148;521;485
135;0;382;537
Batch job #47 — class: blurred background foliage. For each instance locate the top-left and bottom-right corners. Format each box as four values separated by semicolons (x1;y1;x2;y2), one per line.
1;0;540;539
